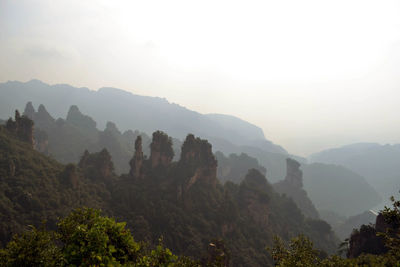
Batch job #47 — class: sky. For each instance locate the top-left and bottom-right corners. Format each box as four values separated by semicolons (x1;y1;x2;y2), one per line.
1;0;400;156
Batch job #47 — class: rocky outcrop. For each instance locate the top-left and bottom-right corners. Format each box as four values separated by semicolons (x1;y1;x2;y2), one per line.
61;164;79;189
6;110;34;147
23;101;35;119
239;169;271;225
285;158;303;188
347;212;400;258
273;158;320;219
129;136;144;179
33;128;49;154
23;102;55;127
150;131;174;168
180;134;217;190
36;104;55;126
66;105;98;138
78;149;114;180
347;224;386;258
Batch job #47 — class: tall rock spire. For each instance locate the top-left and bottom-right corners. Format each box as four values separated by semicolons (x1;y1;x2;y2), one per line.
180;134;218;190
285;158;303;188
129;136;144;179
150;131;174;168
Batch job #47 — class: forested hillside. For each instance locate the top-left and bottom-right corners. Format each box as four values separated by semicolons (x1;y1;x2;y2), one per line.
0;113;338;266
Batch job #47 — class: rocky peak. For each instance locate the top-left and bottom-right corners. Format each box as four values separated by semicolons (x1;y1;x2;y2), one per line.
66;105;96;129
273;158;319;219
78;149;114;180
129;136;144;179
23;102;35;119
150;131;174;168
37;104;54;121
239;169;270;225
285;158;303;188
104;121;120;135
180;134;217;167
180;134;218;190
242;169;270;190
6;110;34;147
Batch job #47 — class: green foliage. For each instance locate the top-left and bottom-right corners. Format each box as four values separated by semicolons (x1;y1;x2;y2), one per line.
57;208;141;266
269;235;322;267
0;226;62;267
269;196;400;267
0;120;339;266
0;208;200;267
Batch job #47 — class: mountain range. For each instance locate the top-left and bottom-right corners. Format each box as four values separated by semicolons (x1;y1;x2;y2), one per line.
0;80;286;155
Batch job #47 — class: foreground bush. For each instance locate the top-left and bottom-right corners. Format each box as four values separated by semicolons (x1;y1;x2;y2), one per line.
0;208;200;267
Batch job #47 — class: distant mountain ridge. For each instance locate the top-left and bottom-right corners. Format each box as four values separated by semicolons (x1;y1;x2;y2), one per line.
310;142;400;207
0;79;286;154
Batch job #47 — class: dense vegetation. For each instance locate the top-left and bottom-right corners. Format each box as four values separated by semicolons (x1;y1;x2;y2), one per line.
0;208;203;266
19;102;382;221
0;114;338;266
269;196;400;266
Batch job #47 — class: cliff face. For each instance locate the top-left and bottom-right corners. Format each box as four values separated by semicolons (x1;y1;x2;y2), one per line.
0;121;340;266
180;134;218;190
129;136;144;179
150;131;174;168
239;169;272;226
79;149;115;181
285;158;303;188
6;110;34;147
273;158;320;219
347;213;396;258
23;103;52;153
66;105;97;131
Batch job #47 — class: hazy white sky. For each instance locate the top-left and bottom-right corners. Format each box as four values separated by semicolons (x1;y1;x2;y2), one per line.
1;0;400;155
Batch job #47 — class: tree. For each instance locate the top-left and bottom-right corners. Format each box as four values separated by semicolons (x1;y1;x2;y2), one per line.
268;235;322;267
268;195;400;267
0;226;62;267
57;208;141;266
0;208;200;266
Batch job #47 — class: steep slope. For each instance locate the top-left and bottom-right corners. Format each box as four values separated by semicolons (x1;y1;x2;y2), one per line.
205;114;286;153
22;102;156;174
215;151;266;184
216;149;382;219
273;158;320;219
0;116;339;266
310;143;400;207
0;80;284;154
302;163;382;217
335;211;377;241
114;133;339;266
0;116;111;246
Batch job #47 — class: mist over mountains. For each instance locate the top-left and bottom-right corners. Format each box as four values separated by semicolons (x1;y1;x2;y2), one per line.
310;143;400;207
0;80;286;155
0;79;395;239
